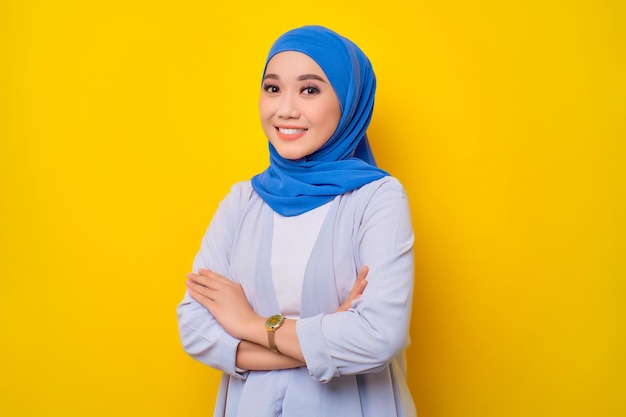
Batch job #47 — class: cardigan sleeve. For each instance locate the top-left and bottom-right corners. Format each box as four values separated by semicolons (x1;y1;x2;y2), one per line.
297;178;415;382
176;182;252;379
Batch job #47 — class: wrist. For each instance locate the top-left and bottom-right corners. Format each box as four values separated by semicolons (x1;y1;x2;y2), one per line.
243;315;267;346
265;314;286;352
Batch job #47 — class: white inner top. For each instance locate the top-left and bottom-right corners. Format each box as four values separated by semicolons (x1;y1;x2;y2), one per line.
271;202;331;319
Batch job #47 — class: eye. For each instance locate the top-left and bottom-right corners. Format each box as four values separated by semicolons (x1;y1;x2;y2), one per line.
263;84;279;93
301;85;320;95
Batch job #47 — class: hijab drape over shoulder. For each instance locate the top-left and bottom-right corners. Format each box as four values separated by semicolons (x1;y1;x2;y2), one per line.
251;26;389;217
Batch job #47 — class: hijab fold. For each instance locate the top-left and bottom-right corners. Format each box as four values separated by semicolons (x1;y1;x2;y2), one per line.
251;26;388;217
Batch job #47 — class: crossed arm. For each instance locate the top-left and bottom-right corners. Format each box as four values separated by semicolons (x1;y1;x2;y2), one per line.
186;266;369;371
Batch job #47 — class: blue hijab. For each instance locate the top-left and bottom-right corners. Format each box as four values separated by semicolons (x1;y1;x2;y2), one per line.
251;26;389;217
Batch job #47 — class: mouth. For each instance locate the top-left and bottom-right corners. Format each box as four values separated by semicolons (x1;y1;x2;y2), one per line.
276;126;307;140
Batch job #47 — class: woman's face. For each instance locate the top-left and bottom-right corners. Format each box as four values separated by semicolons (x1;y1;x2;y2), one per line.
259;51;341;160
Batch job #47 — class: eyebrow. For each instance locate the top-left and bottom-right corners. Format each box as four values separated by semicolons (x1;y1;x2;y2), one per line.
263;73;328;83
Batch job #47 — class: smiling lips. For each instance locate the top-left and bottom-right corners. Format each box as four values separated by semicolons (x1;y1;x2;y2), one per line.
276;126;307;140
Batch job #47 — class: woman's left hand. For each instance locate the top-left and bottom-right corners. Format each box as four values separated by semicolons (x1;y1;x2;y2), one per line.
186;269;260;339
335;266;369;312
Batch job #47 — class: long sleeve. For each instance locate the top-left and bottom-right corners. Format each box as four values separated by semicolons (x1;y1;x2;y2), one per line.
176;183;252;379
297;178;415;382
177;178;416;416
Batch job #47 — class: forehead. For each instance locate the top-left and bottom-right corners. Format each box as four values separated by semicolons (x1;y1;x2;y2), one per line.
265;51;328;80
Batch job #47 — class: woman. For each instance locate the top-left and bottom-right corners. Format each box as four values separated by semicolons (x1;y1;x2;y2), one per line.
177;25;416;417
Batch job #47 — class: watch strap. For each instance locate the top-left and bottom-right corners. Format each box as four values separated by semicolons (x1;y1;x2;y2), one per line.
268;330;279;352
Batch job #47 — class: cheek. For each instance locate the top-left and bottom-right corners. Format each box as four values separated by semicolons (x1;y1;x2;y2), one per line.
258;97;272;120
320;101;341;132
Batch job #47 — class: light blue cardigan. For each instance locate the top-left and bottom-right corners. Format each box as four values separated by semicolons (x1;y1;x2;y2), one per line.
177;177;416;417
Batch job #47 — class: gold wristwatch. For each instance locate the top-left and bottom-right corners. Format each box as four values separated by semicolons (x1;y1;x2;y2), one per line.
265;314;285;352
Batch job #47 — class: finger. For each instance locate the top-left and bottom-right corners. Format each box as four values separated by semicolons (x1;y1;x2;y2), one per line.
350;279;368;300
188;286;203;300
187;272;221;290
198;269;232;286
349;267;369;295
356;266;369;282
187;273;209;290
198;268;225;280
188;287;217;311
187;272;207;284
187;278;216;300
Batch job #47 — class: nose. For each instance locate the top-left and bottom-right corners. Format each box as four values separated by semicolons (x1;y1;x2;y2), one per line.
276;93;300;119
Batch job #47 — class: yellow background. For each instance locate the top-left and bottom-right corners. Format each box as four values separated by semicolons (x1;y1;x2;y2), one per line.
1;1;624;416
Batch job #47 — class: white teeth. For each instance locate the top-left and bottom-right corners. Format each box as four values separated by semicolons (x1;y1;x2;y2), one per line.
278;128;306;134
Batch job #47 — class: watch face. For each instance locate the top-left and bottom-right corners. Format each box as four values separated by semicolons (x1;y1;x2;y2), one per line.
266;314;283;328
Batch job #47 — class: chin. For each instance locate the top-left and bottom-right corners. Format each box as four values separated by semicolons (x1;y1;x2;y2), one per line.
270;143;308;160
276;151;306;160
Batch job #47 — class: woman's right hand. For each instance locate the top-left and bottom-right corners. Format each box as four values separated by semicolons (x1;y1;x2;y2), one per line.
335;266;369;312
